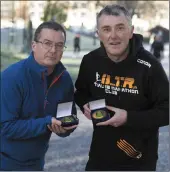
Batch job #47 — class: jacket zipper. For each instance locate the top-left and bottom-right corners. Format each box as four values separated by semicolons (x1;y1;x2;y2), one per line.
43;70;65;109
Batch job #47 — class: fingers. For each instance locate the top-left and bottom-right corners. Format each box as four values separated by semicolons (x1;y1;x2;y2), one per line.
106;106;118;112
63;125;78;130
96;121;118;127
96;115;118;127
53;125;66;134
84;111;91;120
96;118;112;126
51;117;62;126
83;103;91;113
83;103;91;120
48;124;66;134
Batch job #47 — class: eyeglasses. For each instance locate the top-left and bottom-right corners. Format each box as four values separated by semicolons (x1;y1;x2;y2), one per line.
35;40;67;51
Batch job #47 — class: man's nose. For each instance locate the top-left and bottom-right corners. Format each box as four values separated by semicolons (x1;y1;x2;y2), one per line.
50;45;56;52
110;29;117;39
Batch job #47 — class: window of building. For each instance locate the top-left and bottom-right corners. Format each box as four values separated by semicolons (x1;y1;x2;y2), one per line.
81;3;87;8
72;3;77;9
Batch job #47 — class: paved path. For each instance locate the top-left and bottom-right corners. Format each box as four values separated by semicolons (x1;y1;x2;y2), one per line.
1;31;169;171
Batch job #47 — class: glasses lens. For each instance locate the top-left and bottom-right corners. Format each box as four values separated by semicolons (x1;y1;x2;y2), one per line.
43;41;52;49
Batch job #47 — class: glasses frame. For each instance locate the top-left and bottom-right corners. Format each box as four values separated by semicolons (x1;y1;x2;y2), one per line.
35;40;67;51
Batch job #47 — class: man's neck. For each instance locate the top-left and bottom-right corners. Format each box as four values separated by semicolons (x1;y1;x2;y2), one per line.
107;46;130;63
47;67;55;76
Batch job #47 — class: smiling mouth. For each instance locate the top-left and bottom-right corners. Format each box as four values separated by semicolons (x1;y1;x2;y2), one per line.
109;42;121;45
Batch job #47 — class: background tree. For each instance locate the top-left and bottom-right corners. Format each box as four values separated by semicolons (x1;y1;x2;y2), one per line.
42;0;68;24
117;1;138;17
136;1;168;19
94;1;168;22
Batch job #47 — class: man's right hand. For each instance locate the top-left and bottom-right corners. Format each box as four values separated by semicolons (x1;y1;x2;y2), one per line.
47;117;66;134
83;103;91;120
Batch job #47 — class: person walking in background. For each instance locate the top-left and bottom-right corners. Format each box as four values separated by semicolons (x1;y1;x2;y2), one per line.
1;21;78;171
150;35;164;61
73;34;81;57
74;4;169;171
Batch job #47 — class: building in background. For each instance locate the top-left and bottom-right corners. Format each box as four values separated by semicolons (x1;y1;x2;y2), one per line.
64;1;114;31
1;1;169;33
1;1;29;28
27;1;46;29
64;1;96;31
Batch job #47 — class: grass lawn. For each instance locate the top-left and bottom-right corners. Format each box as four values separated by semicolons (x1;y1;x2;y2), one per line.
1;51;81;84
65;66;80;83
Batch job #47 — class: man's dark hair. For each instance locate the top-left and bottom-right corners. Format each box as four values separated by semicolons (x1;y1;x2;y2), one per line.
33;21;66;42
97;4;132;28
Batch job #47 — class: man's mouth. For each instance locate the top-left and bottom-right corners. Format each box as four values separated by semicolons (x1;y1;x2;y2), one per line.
47;56;57;59
109;42;121;45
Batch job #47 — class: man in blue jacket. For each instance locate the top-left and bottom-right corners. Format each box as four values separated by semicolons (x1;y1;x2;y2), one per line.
1;21;78;171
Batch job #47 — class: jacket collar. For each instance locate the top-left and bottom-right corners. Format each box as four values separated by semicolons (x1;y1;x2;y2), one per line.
26;51;66;78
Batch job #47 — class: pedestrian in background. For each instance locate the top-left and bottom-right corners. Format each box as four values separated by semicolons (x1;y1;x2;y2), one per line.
151;35;164;61
73;34;81;57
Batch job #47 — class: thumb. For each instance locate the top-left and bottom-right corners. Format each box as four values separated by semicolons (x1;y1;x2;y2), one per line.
106;106;118;112
52;117;62;126
106;105;114;111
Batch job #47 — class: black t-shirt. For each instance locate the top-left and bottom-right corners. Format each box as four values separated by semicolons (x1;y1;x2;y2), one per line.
46;71;55;88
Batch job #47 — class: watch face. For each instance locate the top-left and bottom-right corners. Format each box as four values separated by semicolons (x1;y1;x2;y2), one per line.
92;110;106;119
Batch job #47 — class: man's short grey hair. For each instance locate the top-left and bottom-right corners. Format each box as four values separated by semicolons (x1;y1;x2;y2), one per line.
97;4;132;28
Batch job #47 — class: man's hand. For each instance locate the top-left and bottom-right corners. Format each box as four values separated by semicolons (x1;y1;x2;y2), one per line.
83;103;91;120
47;117;77;134
96;106;127;127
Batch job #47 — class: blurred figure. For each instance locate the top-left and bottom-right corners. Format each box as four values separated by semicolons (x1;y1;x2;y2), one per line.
1;21;78;171
150;35;164;61
73;34;81;57
93;30;97;46
27;19;33;53
21;27;28;53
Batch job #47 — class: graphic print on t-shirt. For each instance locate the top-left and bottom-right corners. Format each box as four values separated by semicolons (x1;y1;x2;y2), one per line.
94;72;139;95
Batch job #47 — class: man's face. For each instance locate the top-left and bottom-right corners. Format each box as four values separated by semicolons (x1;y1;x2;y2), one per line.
32;28;65;67
97;14;134;57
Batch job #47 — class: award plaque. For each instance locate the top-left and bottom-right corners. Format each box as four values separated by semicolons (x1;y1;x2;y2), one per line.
56;102;79;127
89;99;111;125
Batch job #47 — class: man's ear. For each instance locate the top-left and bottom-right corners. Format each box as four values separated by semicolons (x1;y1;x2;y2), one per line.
32;41;36;51
96;29;102;41
96;29;99;37
130;25;134;39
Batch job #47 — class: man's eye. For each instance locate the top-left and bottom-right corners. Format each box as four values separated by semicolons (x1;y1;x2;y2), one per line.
56;44;63;48
44;42;52;46
117;27;124;31
103;28;110;32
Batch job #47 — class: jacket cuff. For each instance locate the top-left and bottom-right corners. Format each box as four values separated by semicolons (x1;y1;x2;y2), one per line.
45;116;52;125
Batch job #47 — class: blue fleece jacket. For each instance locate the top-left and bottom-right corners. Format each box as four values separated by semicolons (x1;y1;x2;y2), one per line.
0;52;77;171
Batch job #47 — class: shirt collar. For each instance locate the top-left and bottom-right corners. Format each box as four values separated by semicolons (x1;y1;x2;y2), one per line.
26;51;66;78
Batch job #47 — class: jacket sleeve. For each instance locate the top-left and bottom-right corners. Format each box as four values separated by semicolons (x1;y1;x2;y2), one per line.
56;73;78;137
126;61;169;129
74;56;91;112
1;77;52;140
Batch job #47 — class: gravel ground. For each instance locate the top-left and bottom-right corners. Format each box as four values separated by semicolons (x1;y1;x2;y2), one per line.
44;109;169;171
1;43;169;171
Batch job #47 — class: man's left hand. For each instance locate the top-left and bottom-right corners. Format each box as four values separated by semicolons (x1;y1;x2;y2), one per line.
47;124;77;134
96;106;127;127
